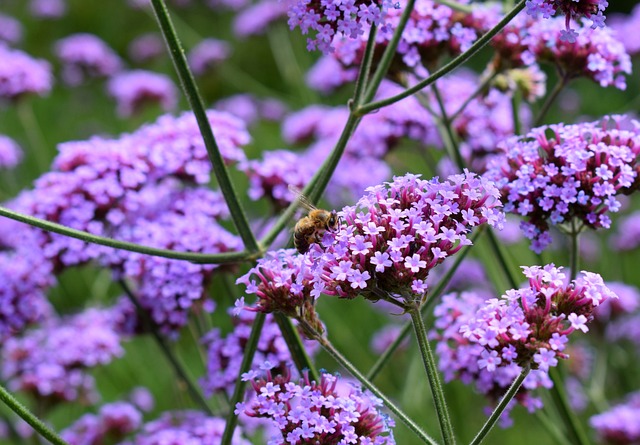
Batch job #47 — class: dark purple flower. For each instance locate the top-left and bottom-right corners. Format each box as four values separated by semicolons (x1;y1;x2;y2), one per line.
54;33;122;86
0;135;22;169
62;401;142;445
590;391;640;444
107;70;178;117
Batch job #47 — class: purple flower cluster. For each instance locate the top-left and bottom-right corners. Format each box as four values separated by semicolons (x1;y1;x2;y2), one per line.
128;33;165;64
62;401;143;445
29;0;66;18
188;38;231;76
233;0;289;37
0;134;22;169
0;44;53;101
54;33;122;86
307;172;503;304
0;13;22;44
431;290;547;425
241;84;435;208
610;211;640;251
238;367;395;445
525;0;607;42
215;94;287;127
590;391;640;445
609;4;640;55
123;410;251;445
287;0;395;53
200;307;319;396
460;265;616;375
485;115;640;253
107;70;178;117
1;307;126;404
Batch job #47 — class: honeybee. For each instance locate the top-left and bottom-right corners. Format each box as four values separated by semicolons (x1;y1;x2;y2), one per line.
289;185;338;254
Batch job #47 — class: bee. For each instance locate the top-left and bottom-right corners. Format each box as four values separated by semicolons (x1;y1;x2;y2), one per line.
289;185;339;254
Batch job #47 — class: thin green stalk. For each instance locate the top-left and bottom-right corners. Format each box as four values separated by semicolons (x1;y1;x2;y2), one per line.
0;384;69;445
432;0;472;13
273;313;320;382
357;0;526;115
548;366;591;445
486;229;518;288
569;219;580;281
469;366;531;445
149;0;260;254
431;83;464;171
409;307;456;445
120;280;214;416
367;229;482;381
352;22;379;105
316;335;439;445
533;74;568;127
511;89;522;135
363;0;418;104
0;206;258;264
16;99;49;173
221;312;266;445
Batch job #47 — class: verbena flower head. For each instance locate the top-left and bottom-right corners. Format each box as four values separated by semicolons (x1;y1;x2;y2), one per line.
485;115;640;253
460;265;617;374
29;0;66;18
54;33;122;86
1;307;126;404
62;401;142;445
238;366;396;445
215;94;287;127
431;290;547;425
233;0;289;37
0;44;53;101
200;308;319;396
525;0;608;42
609;4;640;55
107;70;178;117
188;38;231;76
308;172;503;306
128;33;165;64
287;0;395;53
0;135;22;169
126;411;251;445
590;391;640;444
0;13;22;44
610;211;640;251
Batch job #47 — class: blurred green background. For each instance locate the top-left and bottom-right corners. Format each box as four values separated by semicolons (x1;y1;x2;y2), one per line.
1;0;640;443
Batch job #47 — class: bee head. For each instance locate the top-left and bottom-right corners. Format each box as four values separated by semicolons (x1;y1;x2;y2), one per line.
328;210;338;230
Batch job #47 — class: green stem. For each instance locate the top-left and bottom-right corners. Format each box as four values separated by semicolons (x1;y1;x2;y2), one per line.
149;0;260;254
362;0;418;104
548;366;591;445
273;313;320;383
16;99;49;173
432;0;472;13
431;83;464;171
352;23;379;105
316;335;439;445
357;0;526;115
367;229;482;381
119;280;214;415
569;219;580;281
469;366;531;445
409;307;456;445
448;70;496;122
511;89;522;136
0;206;258;264
221;312;266;445
533;74;568;127
486;229;518;288
0;384;70;445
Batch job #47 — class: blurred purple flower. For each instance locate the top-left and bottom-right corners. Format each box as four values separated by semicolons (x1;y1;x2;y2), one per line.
525;0;607;42
610;211;640;251
127;33;165;64
0;13;22;44
485;115;640;253
30;0;66;18
62;401;142;445
129;387;155;412
54;33;122;86
188;38;231;76
239;367;396;444
0;45;53;101
371;324;409;354
0;135;23;169
609;4;640;55
590;391;640;444
233;0;289;37
107;70;178;117
215;94;287;126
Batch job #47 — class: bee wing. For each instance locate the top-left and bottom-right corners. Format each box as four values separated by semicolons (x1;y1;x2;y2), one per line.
288;184;317;212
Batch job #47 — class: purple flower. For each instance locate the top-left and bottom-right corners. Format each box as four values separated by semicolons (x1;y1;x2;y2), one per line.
240;367;395;444
308;171;503;305
126;410;251;445
1;307;126;404
29;0;66;18
0;13;22;44
62;401;142;445
0;45;53;101
460;265;617;374
525;0;608;41
485;115;640;253
54;33;122;86
590;391;640;444
107;70;178;117
127;33;165;64
232;0;289;37
610;211;640;252
609;4;640;55
215;94;287;127
188;38;231;76
0;135;22;169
